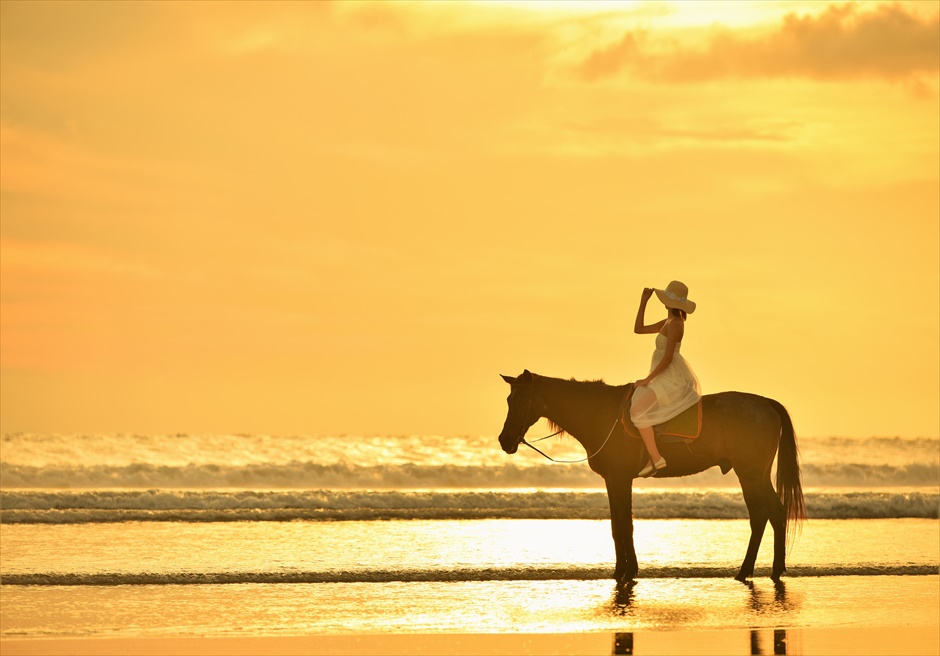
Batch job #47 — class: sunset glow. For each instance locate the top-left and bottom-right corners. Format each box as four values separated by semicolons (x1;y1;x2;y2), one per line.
1;0;937;438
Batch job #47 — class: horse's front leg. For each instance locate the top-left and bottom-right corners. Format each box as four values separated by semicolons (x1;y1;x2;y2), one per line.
605;477;637;583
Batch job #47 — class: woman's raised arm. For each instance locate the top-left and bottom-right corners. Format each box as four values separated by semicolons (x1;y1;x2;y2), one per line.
634;287;666;334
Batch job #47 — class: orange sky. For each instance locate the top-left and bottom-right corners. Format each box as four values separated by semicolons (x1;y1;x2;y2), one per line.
1;0;938;438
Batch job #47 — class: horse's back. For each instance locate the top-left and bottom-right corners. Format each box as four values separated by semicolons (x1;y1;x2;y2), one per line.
700;391;788;456
703;391;785;418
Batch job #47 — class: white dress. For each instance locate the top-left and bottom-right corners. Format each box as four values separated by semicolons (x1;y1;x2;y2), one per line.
630;333;702;429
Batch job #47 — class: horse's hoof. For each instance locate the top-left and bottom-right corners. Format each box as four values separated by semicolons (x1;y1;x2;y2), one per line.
734;571;751;583
617;567;638;585
771;568;785;582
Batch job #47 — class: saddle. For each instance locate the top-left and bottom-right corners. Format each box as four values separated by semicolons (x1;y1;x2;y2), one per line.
620;386;702;442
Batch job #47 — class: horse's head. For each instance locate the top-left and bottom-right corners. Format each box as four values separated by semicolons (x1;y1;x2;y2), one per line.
497;369;542;454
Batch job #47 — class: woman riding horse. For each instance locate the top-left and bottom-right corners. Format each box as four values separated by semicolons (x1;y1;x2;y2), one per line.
631;281;702;477
497;279;805;581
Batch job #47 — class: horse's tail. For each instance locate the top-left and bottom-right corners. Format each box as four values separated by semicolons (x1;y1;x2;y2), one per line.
769;399;806;545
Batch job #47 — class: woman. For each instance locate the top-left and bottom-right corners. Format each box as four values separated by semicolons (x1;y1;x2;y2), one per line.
631;281;702;477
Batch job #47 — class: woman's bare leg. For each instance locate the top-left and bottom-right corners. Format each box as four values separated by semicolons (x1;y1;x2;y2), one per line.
638;425;663;463
631;388;664;465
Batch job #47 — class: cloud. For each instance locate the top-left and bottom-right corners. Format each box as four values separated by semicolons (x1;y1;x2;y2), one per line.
577;3;940;82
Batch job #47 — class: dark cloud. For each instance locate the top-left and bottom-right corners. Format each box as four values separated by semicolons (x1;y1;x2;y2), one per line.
578;3;939;82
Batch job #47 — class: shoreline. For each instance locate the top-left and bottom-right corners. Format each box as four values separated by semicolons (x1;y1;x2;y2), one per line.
3;626;939;656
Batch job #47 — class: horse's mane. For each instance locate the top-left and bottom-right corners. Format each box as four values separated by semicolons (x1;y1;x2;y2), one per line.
546;418;567;437
539;376;627;437
570;377;607;385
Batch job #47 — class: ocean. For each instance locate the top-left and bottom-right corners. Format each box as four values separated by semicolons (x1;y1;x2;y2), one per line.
1;431;938;639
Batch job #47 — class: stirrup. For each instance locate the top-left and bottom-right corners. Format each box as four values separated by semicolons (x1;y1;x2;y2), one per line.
638;457;666;478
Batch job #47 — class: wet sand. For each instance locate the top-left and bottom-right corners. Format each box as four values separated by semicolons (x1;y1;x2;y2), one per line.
3;626;939;655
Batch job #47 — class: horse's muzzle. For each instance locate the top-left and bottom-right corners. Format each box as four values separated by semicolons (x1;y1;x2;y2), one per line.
498;434;520;454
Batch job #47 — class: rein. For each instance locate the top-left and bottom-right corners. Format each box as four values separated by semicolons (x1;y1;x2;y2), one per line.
516;379;631;465
525;429;566;444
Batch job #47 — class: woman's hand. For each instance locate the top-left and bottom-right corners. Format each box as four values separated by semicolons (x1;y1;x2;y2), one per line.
635;288;665;334
635;377;651;387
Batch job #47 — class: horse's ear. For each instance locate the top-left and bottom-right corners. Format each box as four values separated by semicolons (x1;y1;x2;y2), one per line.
521;369;533;383
500;374;516;384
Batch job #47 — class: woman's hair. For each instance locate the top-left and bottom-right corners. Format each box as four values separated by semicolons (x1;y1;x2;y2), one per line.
671;307;688;320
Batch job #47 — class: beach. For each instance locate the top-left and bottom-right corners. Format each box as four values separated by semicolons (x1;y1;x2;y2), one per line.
3;626;940;656
1;433;938;655
3;0;939;653
3;577;939;655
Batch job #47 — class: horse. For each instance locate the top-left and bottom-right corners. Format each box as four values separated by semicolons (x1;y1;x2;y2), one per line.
496;369;805;584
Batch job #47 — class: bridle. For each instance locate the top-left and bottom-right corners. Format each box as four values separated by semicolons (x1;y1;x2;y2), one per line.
510;376;627;465
509;379;563;444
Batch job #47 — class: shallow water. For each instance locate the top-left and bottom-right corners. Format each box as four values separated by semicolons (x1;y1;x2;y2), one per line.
2;577;938;638
2;518;938;639
1;519;937;581
2;433;937;641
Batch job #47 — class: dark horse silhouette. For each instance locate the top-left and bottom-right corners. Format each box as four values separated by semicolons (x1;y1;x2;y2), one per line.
497;370;805;583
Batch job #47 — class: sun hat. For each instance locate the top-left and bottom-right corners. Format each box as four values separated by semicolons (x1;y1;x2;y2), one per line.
655;280;696;314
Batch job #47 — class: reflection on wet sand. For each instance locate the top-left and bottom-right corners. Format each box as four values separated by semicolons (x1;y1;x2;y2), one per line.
611;581;637;614
611;628;799;655
746;581;801;653
612;631;634;655
746;580;798;613
750;628;795;654
609;580;803;654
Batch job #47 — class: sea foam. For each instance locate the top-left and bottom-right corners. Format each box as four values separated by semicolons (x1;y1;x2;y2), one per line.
1;460;937;490
3;564;935;586
2;489;936;523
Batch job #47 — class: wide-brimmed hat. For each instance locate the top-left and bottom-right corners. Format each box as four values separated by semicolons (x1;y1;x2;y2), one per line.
655;280;696;314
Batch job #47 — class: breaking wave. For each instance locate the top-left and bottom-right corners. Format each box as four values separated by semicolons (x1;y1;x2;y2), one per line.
2;489;936;523
1;461;937;490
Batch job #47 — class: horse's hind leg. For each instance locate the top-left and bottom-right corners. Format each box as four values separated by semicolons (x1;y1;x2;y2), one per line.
735;476;770;582
765;479;787;581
